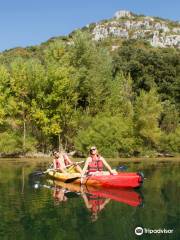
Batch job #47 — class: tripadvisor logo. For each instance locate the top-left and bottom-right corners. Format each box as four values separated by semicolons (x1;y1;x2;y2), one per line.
135;227;143;236
135;227;174;236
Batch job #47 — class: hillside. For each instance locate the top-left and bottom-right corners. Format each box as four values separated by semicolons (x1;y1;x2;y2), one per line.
84;10;180;49
1;10;180;56
0;10;179;157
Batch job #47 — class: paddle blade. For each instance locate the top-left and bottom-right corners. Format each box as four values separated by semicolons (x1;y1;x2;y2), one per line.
65;192;80;198
64;177;80;183
30;171;44;176
116;165;128;171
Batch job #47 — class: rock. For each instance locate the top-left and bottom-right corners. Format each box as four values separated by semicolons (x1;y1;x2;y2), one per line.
114;10;132;19
109;27;128;38
90;10;180;48
173;28;180;33
92;25;109;40
68;151;85;158
111;45;119;51
156;152;175;157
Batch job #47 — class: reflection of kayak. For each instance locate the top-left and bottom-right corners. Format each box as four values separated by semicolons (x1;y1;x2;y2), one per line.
47;170;143;188
47;179;143;207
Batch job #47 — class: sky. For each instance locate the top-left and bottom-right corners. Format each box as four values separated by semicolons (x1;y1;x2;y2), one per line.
0;0;180;52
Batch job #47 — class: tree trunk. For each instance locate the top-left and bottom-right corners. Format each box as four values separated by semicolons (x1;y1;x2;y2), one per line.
23;118;26;152
21;167;25;194
58;134;61;151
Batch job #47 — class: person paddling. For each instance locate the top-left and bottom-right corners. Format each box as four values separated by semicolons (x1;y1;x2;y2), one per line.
52;150;82;174
81;146;116;179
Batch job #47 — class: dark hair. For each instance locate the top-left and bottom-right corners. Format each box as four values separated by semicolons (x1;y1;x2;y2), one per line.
52;149;59;156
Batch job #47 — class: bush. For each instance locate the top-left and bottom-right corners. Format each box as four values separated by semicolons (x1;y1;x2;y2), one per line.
74;114;136;157
0;132;22;154
0;132;37;155
160;126;180;153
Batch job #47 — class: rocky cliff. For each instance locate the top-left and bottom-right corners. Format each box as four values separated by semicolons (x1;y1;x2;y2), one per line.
85;10;180;48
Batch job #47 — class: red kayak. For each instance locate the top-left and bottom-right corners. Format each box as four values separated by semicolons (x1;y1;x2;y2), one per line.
47;170;144;188
85;172;144;188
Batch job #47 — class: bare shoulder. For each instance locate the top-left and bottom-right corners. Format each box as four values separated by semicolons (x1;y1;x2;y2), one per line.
63;153;68;158
63;153;70;159
86;157;92;162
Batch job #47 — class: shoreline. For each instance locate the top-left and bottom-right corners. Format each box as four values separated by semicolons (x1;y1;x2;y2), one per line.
0;156;180;163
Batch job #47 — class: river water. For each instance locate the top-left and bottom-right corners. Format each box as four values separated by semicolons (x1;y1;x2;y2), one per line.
0;159;179;240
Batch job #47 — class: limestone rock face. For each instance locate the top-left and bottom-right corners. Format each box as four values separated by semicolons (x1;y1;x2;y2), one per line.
89;10;180;48
114;10;132;19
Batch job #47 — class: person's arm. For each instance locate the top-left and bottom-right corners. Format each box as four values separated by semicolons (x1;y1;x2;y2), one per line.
53;158;67;173
59;167;67;173
81;157;90;177
99;198;111;211
101;157;114;174
64;154;72;165
53;159;56;170
81;191;92;209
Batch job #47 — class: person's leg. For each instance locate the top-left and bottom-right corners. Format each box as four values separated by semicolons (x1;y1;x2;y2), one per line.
57;167;67;174
75;165;82;174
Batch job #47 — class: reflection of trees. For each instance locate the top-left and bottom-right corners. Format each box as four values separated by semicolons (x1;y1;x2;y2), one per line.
0;162;179;239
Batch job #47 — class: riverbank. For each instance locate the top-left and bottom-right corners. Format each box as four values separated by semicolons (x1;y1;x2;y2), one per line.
113;157;180;163
0;156;180;163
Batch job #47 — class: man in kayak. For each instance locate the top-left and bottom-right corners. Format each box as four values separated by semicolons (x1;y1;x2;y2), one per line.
52;150;82;173
81;146;116;179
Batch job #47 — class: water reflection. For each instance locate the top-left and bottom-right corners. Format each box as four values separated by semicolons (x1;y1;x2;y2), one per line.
0;160;179;240
30;176;143;223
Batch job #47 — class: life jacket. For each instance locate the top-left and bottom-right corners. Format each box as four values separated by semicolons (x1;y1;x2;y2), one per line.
88;194;105;213
55;159;61;169
88;155;103;173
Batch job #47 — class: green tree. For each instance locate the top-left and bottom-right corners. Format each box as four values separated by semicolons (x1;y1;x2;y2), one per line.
0;65;10;125
71;31;113;114
160;100;179;133
75;114;135;157
160;125;180;153
106;73;134;118
134;89;162;150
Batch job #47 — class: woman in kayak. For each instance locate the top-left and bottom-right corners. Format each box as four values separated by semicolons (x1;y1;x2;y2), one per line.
52;150;82;173
81;146;116;178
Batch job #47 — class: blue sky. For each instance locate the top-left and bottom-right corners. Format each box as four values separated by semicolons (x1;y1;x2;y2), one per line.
0;0;180;52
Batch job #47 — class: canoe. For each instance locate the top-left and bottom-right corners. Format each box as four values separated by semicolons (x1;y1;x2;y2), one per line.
47;179;143;207
47;170;143;188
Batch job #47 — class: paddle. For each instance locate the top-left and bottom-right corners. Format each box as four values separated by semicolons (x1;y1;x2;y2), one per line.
65;177;81;183
30;163;53;177
116;165;128;171
33;169;51;176
33;182;80;198
69;160;85;166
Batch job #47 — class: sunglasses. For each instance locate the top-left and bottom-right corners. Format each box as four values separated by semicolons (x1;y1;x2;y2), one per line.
90;148;96;151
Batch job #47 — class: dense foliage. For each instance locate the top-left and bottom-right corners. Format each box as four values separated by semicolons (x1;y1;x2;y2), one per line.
0;32;179;156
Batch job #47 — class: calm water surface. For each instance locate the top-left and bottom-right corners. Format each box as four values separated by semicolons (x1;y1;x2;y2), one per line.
0;159;179;240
